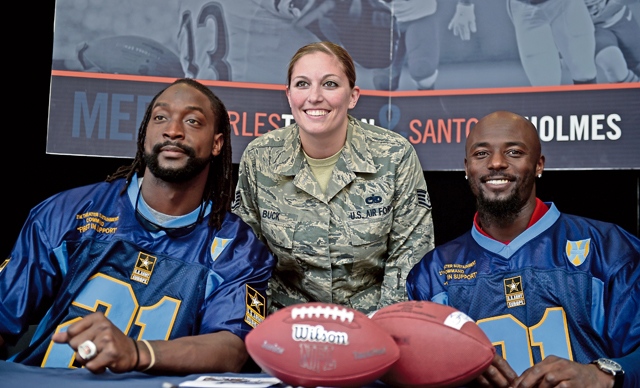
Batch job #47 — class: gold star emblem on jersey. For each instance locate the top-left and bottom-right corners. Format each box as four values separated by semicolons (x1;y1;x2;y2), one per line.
509;280;520;292
250;294;263;309
130;252;157;285
245;284;266;328
504;276;525;308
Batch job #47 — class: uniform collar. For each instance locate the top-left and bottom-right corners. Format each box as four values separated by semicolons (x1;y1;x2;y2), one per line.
273;115;377;177
473;198;549;243
344;116;377;174
471;202;561;259
126;173;211;229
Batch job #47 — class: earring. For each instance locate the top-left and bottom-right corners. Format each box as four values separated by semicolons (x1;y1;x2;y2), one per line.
465;175;468;180
537;174;542;178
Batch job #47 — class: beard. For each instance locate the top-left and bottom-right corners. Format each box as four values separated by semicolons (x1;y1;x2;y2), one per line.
472;172;533;228
144;141;211;183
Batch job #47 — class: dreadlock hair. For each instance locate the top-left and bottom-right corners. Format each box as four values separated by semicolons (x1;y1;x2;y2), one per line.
106;78;233;231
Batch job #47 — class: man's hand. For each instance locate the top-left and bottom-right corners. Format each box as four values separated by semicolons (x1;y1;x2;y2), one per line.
51;312;248;374
471;353;518;388
448;2;477;41
51;312;138;374
512;355;615;388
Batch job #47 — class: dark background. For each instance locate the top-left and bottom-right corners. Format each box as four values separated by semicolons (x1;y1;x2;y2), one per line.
5;2;640;260
1;0;639;360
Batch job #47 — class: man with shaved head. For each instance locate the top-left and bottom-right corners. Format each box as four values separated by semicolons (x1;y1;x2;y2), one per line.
407;111;640;388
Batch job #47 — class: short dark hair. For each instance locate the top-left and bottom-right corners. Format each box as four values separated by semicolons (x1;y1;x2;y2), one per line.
107;78;232;230
287;41;356;88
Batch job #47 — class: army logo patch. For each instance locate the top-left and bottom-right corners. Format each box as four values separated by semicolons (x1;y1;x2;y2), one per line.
211;237;233;262
504;276;525;308
0;258;9;274
245;284;266;328
130;252;156;285
566;239;590;266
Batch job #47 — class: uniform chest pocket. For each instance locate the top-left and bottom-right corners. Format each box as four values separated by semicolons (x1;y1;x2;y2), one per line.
347;212;392;246
261;214;297;250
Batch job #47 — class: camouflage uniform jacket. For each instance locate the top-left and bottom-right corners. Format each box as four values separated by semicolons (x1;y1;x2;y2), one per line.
233;116;434;314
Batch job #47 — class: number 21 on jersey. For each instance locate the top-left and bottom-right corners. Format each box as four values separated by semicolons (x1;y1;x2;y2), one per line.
42;273;181;368
477;307;573;375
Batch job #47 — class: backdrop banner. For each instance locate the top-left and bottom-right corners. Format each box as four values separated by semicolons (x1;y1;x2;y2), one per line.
47;0;640;170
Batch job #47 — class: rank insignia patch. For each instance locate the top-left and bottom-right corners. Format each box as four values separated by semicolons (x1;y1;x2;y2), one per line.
417;189;431;209
245;284;266;328
211;237;233;262
0;258;9;274
130;252;156;285
566;239;591;266
231;190;241;211
504;276;525;308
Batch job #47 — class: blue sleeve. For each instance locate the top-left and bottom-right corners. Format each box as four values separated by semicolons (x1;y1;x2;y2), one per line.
407;248;447;303
602;229;640;359
613;346;640;388
198;214;274;340
0;203;64;345
607;233;640;388
406;257;427;301
406;256;434;302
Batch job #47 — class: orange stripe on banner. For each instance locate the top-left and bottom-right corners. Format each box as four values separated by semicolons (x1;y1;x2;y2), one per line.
50;70;286;91
361;83;640;97
50;71;180;83
51;70;639;95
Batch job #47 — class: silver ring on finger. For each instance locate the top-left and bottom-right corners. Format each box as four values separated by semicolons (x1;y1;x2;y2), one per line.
78;340;97;360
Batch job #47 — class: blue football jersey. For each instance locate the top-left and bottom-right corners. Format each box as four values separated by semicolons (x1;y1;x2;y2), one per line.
0;175;274;367
407;203;640;384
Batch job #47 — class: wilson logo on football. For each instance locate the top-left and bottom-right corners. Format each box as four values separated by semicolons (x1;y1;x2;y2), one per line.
292;324;349;346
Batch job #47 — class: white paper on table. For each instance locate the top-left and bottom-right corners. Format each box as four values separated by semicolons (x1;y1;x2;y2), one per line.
179;376;282;388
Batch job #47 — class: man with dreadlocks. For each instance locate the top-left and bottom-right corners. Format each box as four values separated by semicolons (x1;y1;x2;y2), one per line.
0;79;274;374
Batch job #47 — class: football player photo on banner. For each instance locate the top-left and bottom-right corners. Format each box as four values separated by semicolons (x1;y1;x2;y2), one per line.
47;0;640;170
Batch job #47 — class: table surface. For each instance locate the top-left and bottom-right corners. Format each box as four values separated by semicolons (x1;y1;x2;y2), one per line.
0;360;260;388
0;361;392;388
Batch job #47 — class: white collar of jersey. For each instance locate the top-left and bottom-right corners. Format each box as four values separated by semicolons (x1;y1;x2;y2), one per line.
471;202;561;258
126;173;212;229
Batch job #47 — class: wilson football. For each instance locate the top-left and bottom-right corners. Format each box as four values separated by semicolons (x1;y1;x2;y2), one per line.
76;35;183;77
370;301;495;388
245;303;400;388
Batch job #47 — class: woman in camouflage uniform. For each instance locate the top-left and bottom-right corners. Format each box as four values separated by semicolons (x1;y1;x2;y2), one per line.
233;42;434;314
